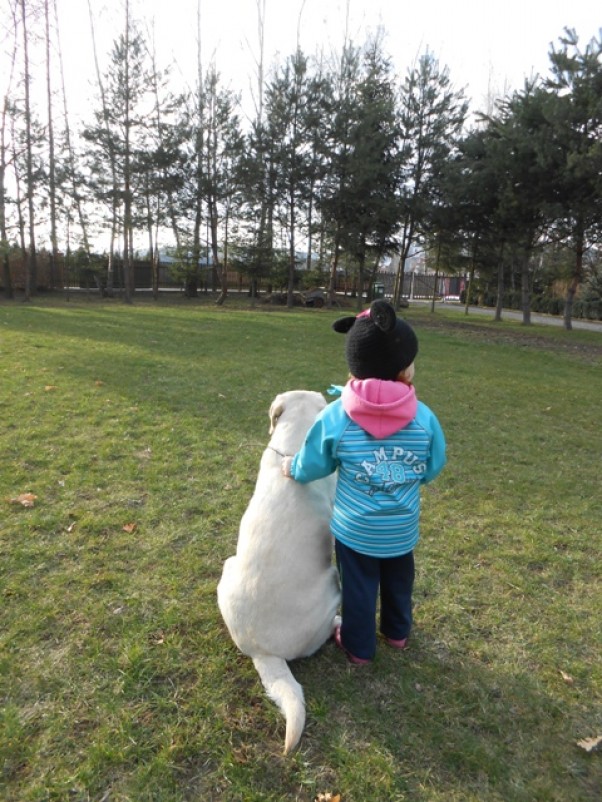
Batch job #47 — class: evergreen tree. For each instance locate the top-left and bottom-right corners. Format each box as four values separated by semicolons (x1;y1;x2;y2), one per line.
546;28;602;329
393;52;468;307
82;17;152;301
487;82;565;323
202;66;244;304
264;48;318;306
338;38;403;308
317;42;361;304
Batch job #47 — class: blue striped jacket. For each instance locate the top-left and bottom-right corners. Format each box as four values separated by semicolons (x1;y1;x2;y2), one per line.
289;395;446;558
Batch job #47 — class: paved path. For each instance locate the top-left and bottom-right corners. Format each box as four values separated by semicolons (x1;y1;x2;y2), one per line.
429;302;602;334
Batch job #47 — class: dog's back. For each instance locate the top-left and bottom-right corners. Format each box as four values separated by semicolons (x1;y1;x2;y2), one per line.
217;391;341;752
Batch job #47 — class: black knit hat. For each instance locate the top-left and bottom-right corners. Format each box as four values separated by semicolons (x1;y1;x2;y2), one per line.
332;300;418;380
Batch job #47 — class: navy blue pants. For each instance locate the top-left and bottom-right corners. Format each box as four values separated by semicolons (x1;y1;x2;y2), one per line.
335;540;415;661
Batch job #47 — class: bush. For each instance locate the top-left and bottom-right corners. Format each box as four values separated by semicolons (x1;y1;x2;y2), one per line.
531;294;564;316
573;298;602;320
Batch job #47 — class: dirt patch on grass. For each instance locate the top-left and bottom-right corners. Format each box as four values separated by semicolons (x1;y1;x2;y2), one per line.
415;314;602;362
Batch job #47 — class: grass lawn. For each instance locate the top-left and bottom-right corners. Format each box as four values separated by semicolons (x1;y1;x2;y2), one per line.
1;295;601;802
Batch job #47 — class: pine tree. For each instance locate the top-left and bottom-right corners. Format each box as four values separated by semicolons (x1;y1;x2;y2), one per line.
394;53;468;307
546;28;602;329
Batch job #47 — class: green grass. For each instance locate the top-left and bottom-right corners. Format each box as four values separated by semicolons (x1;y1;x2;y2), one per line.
1;296;601;802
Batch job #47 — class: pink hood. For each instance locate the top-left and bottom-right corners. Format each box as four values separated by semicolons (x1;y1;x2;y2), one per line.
342;378;418;438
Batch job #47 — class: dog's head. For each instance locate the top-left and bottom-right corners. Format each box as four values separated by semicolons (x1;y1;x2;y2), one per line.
268;391;327;450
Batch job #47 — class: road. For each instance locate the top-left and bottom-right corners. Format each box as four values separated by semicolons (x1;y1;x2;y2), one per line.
426;301;602;334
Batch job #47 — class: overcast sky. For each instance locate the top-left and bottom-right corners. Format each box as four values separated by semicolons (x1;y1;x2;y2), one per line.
48;0;601;122
2;0;601;122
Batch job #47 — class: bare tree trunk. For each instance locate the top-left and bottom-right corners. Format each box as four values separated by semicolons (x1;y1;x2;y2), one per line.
88;0;118;295
20;0;38;299
328;224;343;306
250;0;268;307
0;163;13;297
54;0;90;260
464;238;477;316
44;0;58;289
494;241;505;322
216;204;230;306
355;241;367;312
520;247;532;325
11;121;27;261
147;21;164;301
563;221;585;331
205;74;227;305
430;239;442;313
145;187;158;298
187;0;204;298
306;175;314;273
0;5;18;299
122;0;133;303
393;222;413;308
287;183;297;307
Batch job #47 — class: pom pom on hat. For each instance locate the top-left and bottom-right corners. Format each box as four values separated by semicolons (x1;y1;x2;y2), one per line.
332;300;418;380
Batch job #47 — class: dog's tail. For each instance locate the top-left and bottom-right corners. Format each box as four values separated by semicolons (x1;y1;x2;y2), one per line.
252;655;305;754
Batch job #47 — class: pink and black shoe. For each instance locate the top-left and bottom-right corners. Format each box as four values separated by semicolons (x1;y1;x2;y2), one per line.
334;626;372;666
383;635;408;650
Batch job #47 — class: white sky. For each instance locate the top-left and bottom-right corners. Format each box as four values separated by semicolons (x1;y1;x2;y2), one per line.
48;0;601;123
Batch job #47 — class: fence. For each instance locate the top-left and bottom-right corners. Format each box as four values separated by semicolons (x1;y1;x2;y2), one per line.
1;252;465;301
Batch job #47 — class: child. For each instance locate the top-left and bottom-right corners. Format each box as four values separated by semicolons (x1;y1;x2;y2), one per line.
282;300;446;664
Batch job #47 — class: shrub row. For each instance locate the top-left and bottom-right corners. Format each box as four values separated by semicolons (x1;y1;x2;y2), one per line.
460;289;602;320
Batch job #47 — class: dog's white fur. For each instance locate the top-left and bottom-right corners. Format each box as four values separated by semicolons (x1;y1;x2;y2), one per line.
217;390;341;753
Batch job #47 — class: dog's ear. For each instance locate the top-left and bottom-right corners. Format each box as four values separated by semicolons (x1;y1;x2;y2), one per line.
269;396;285;434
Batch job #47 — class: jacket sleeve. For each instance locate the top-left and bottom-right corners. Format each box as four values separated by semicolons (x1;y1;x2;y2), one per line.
289;408;340;484
419;405;447;484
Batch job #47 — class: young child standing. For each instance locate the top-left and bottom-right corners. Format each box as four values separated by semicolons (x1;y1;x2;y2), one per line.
282;300;446;664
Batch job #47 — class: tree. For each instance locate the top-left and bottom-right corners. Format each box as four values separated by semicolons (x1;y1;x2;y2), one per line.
55;0;91;260
85;0;119;293
0;0;19;298
83;9;153;301
338;38;404;309
264;48;317;306
43;0;58;288
486;82;568;324
202;65;244;305
233;0;273;302
139;24;188;299
447;128;508;313
393;53;468;308
19;0;38;299
546;28;602;329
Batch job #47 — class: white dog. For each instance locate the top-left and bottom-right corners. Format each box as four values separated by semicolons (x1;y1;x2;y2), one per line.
217;390;341;753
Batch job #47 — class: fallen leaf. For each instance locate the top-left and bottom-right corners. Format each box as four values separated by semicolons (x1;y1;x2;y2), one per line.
95;380;105;386
560;670;574;686
44;385;58;391
9;493;37;508
314;795;341;802
577;735;602;753
66;522;76;533
123;523;137;533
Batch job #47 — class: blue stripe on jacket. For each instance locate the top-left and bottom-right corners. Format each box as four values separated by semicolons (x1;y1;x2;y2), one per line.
290;397;446;558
